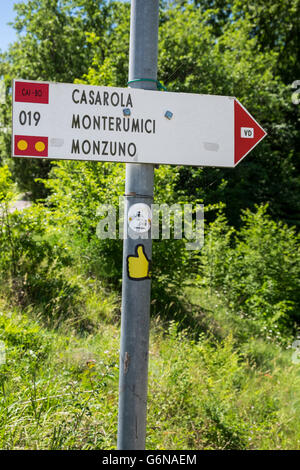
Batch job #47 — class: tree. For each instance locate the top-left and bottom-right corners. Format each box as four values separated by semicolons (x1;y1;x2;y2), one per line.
0;0;299;227
160;1;299;226
0;0;114;199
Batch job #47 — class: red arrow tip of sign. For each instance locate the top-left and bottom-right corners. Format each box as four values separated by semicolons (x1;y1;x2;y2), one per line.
234;99;267;165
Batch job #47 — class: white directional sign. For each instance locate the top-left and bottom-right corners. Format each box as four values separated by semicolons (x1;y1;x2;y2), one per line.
12;79;266;167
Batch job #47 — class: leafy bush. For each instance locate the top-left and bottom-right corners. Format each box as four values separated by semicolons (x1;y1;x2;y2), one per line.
147;321;300;450
40;160;124;284
0;166;86;327
1;310;299;450
200;205;300;338
40;161;198;310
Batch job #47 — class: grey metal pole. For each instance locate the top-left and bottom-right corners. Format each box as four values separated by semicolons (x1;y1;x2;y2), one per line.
117;0;159;450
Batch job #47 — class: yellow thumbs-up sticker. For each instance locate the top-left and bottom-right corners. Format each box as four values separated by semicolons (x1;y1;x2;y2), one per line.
127;244;151;280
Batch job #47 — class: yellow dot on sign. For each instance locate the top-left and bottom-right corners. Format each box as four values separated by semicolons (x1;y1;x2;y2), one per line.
35;141;45;152
17;139;28;151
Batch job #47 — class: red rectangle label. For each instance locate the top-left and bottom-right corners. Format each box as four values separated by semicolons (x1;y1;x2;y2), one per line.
14;135;48;157
15;81;49;104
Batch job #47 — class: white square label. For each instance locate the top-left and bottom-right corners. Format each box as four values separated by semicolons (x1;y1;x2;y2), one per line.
241;127;254;138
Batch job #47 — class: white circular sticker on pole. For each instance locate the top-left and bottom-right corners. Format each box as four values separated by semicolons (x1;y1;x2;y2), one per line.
128;203;151;233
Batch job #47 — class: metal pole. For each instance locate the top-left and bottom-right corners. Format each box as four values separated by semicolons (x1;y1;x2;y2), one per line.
117;0;159;450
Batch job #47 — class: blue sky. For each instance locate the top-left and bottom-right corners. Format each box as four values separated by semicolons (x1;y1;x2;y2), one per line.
0;0;24;52
0;0;130;53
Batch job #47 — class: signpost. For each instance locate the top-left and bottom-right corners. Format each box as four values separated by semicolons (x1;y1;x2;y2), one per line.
12;80;266;168
11;0;267;452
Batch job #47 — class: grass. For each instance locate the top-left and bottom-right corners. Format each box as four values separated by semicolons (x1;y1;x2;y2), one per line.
0;302;119;449
0;286;299;450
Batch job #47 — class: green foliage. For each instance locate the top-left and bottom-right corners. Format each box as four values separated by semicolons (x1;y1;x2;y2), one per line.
178;0;300;84
158;2;299;226
232;0;300;85
39;161;198;317
201;205;300;338
0;165;298;448
39;160;124;285
0;0;298;224
0;166;88;327
1;309;299;450
0;308;120;449
0;0;299;450
148;321;300;450
81;1;130;88
75;1;300;227
8;0;112;83
0;165;16;203
0;0;118;198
